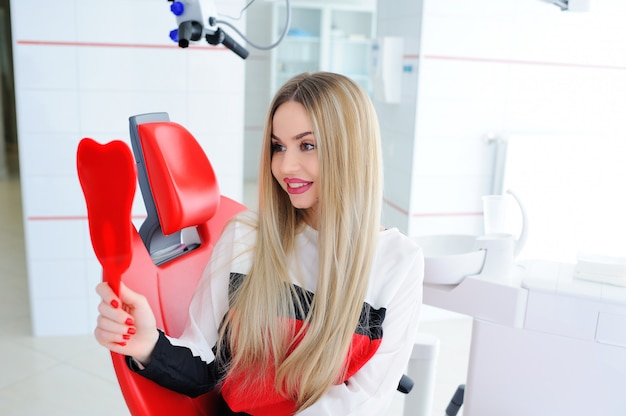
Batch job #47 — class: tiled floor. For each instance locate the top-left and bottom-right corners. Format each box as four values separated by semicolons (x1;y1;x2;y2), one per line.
0;173;472;415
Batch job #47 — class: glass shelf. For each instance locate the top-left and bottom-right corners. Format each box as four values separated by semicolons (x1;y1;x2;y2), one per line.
270;3;375;95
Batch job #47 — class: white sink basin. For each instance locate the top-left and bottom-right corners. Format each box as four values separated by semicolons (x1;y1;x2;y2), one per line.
413;234;486;285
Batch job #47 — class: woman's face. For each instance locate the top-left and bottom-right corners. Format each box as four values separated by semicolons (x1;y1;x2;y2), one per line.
271;101;320;224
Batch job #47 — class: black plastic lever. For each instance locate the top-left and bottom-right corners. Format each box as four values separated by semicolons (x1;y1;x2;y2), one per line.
205;27;249;60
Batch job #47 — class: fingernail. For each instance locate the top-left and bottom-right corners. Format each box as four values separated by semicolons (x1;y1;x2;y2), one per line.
125;318;134;326
127;327;136;335
115;341;127;346
123;334;131;340
110;299;119;309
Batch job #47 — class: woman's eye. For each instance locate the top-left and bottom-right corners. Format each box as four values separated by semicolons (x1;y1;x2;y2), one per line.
271;142;286;153
301;142;315;151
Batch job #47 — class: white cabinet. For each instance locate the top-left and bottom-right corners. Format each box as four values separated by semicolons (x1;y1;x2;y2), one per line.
270;1;376;96
272;5;322;91
327;8;375;92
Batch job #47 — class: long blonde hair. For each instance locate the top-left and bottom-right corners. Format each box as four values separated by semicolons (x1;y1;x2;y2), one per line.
218;72;383;411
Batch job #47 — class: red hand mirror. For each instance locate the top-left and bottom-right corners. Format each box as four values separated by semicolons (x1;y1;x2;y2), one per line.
76;138;136;296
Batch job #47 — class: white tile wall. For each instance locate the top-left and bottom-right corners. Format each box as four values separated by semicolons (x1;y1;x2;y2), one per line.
424;0;516;16
417;60;509;100
11;0;247;335
75;0;174;44
413;138;493;177
16;90;81;133
22;176;85;217
10;0;77;41
77;48;189;92
503;134;626;262
421;15;515;59
18;133;79;177
415;97;506;140
25;220;88;260
12;0;626;335
29;260;89;299
409;215;483;238
78;91;188;134
376;0;626;241
14;46;79;90
187;51;246;94
31;298;92;337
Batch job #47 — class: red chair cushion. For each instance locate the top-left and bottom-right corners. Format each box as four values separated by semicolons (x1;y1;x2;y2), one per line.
138;122;220;236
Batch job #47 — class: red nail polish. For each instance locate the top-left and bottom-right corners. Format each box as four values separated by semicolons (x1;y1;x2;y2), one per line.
110;299;119;309
115;341;127;346
125;318;134;326
123;334;131;340
127;327;136;335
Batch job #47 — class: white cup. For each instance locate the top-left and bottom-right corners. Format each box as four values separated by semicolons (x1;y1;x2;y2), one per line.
482;195;511;236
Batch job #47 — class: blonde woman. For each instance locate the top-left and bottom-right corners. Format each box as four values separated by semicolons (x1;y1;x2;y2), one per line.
95;72;424;415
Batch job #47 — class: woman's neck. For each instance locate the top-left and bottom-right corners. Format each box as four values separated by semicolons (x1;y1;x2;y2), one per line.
300;208;319;230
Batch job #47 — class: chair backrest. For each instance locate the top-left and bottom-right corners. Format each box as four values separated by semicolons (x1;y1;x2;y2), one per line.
77;113;246;416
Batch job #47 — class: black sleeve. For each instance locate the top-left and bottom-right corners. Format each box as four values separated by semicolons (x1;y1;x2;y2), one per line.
126;330;221;398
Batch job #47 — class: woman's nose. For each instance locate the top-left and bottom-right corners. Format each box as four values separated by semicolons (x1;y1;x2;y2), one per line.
280;149;300;173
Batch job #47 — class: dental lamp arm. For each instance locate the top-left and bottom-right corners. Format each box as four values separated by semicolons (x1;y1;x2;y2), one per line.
205;27;249;60
169;0;249;59
169;0;290;59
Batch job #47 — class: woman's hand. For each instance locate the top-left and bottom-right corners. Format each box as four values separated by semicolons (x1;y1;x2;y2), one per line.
94;281;159;365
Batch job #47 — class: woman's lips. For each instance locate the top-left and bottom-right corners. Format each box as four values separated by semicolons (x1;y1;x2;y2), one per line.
284;179;313;195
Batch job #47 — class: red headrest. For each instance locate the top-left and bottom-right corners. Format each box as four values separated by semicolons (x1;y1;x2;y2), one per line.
138;122;220;235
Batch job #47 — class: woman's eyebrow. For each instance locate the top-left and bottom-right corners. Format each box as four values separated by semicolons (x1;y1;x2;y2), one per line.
271;131;314;141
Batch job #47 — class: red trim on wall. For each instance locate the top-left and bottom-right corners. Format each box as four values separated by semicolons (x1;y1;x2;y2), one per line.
19;41;623;70
383;199;482;218
405;53;626;71
27;207;480;221
18;39;622;219
17;39;227;51
383;198;410;216
413;211;483;218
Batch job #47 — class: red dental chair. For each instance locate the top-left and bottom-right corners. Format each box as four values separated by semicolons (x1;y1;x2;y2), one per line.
77;112;416;416
77;112;247;416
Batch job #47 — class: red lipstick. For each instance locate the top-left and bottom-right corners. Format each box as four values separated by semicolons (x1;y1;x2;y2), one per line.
284;178;313;195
